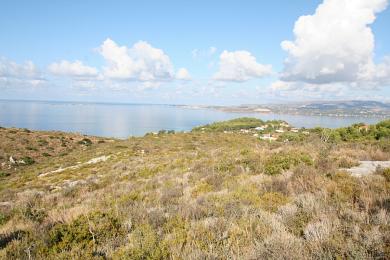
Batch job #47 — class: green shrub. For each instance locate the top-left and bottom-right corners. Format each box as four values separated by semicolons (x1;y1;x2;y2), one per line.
277;132;305;142
382;168;390;182
78;138;92;146
48;211;123;255
259;192;289;212
21;156;35;165
0;212;10;225
115;223;169;259
38;139;49;146
23;206;47;223
0;171;10;178
264;152;312;175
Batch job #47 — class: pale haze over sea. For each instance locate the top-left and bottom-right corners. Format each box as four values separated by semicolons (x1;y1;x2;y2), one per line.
0;100;384;139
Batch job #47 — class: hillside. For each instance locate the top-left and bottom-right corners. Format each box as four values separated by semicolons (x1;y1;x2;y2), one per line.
0;119;389;259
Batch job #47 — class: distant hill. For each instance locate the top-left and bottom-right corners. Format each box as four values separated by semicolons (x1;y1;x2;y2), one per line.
299;100;390;110
193;100;390;117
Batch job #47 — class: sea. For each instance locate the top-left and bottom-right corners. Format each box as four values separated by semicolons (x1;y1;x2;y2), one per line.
0;100;386;139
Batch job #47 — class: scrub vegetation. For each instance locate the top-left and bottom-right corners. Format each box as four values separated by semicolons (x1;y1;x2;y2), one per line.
0;119;389;259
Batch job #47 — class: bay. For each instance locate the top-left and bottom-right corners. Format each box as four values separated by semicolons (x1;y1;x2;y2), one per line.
0;100;385;138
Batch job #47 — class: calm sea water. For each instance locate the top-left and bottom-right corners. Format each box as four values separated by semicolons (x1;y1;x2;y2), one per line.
0;100;385;138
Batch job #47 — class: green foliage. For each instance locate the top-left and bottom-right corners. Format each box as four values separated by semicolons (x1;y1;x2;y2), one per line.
48;211;123;255
21;156;35;165
328;172;362;203
277;132;306;142
264;151;312;175
26;146;38;151
0;212;10;225
78;138;93;146
38;139;49;146
23;206;47;223
316;119;390;143
116;223;169;259
193;117;264;132
0;171;10;178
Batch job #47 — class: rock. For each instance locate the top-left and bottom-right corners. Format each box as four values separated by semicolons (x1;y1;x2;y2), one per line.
345;161;390;177
9;156;16;164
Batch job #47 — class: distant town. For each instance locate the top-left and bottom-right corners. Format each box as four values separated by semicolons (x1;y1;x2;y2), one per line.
179;100;390;118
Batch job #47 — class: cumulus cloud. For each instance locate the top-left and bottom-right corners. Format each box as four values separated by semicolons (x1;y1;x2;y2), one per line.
0;57;44;88
98;38;175;82
48;60;98;78
281;0;389;85
0;57;42;80
213;50;272;82
176;68;191;80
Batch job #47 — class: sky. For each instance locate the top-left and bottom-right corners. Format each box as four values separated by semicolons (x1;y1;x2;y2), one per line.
1;0;390;105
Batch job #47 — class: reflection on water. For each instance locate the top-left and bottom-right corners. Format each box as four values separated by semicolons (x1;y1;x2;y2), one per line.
0;100;385;138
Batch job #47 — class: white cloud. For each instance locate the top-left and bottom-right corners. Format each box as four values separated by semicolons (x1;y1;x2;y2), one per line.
268;80;349;100
0;57;41;80
281;0;389;85
48;60;98;78
213;50;273;82
176;68;191;80
99;38;174;81
0;57;44;88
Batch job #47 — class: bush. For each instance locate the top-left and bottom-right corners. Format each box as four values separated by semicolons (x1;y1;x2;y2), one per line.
48;211;123;255
78;138;92;146
0;171;10;178
259;192;289;212
115;223;169;259
21;156;35;165
23;206;47;223
382;168;390;182
264;152;312;175
38;139;49;146
277;132;305;142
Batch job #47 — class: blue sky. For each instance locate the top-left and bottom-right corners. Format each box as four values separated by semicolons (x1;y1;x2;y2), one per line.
1;0;390;105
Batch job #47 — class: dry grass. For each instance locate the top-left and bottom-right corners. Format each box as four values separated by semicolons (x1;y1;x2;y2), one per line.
0;123;389;259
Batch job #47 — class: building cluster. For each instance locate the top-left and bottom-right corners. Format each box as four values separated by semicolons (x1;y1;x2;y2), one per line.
230;122;310;142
